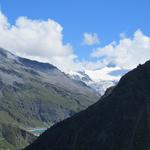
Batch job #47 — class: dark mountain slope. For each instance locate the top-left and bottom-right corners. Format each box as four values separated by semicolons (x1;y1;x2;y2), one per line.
24;61;150;150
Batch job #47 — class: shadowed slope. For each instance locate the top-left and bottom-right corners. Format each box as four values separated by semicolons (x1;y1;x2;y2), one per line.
24;61;150;150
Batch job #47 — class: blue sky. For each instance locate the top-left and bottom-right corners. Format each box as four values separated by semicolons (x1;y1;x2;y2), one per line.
0;0;150;72
1;0;150;59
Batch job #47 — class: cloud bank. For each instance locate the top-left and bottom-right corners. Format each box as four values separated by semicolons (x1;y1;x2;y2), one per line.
91;30;150;69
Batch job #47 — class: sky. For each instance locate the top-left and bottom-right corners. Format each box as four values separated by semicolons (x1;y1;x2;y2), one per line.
0;0;150;72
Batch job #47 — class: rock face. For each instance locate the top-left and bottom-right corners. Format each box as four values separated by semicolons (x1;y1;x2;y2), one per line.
68;68;128;95
24;61;150;150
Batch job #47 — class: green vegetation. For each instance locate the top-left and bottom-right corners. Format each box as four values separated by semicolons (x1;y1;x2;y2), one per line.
0;123;36;150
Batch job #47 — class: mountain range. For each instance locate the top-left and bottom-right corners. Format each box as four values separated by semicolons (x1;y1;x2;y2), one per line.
0;48;99;149
24;60;150;150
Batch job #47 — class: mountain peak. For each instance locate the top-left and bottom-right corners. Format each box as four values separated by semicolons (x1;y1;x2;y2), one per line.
0;47;16;60
0;48;59;73
0;47;10;57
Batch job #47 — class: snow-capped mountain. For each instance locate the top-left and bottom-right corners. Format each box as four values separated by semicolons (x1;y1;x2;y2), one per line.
0;47;128;96
68;67;129;95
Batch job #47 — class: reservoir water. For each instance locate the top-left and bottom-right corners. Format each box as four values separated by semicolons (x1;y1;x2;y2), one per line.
29;128;47;136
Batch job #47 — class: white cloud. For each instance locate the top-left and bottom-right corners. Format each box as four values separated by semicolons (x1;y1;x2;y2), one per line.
91;30;150;69
0;11;150;75
0;11;80;72
83;32;100;45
